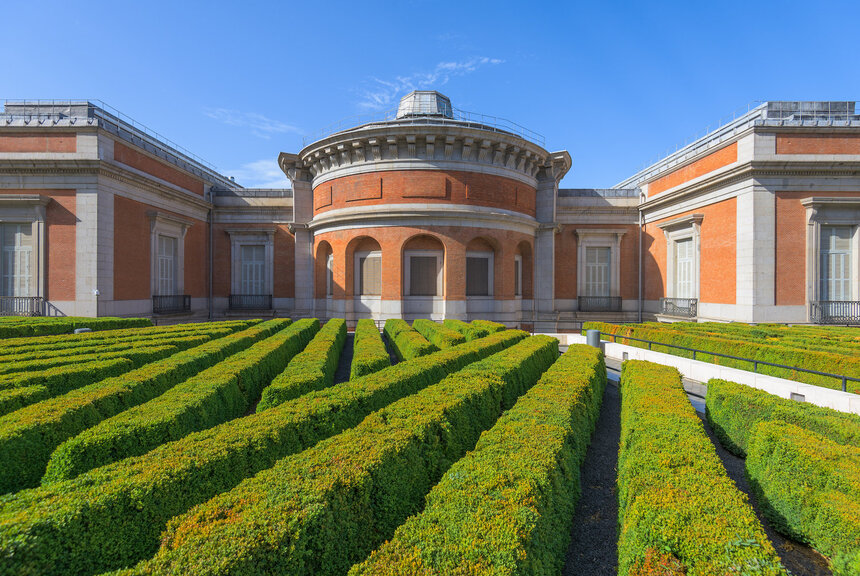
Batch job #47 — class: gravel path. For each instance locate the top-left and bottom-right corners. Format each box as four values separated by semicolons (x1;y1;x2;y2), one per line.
333;332;355;385
382;332;400;366
563;380;621;576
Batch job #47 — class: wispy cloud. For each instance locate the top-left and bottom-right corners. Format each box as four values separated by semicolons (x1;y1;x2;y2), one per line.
203;108;303;139
356;56;504;111
224;159;290;189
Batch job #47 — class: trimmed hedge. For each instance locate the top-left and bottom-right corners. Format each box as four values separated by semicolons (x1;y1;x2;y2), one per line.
412;318;466;348
586;321;860;391
351;343;606;576
0;330;525;576
617;360;786;576
471;319;506;334
256;319;343;411
705;379;860;457
442;318;491;341
383;318;438;360
128;335;558;575
0;320;289;494
41;319;309;482
349;319;390;379
747;422;860;576
0;316;152;338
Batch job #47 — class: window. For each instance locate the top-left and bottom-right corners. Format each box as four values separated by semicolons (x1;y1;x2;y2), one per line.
1;223;33;297
675;238;694;299
820;226;853;301
409;255;439;296
240;244;266;295
356;251;381;296
157;235;177;296
584;247;610;297
466;252;493;296
326;253;334;297
514;255;522;297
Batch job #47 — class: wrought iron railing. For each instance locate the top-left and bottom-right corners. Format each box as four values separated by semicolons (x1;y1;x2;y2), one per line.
578;296;622;312
811;301;860;325
660;297;698;318
0;296;44;316
152;294;191;314
229;294;273;310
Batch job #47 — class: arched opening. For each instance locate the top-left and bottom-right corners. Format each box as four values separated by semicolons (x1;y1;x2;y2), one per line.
465;237;496;298
516;240;534;300
314;240;334;302
402;234;445;318
345;236;382;318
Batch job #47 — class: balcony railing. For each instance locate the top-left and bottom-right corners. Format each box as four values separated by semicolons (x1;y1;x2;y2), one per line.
0;296;44;316
811;301;860;325
152;294;191;314
660;297;698;318
578;296;622;312
229;294;273;310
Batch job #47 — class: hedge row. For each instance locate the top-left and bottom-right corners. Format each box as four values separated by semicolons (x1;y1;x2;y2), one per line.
349;319;390;379
585;321;860;391
42;319;309;483
471;319;507;333
256;319;343;411
351;343;605;576
0;319;292;494
442;318;491;340
412;318;467;348
0;316;152;338
383;318;438;360
128;335;559;575
705;379;860;457
617;360;786;576
747;422;860;576
0;330;525;576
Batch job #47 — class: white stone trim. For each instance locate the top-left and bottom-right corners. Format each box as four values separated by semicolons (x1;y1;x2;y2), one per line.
659;214;703;299
0;194;50;299
148;211;192;296
514;254;523;298
802;198;860;306
574;228;626;300
226;227;275;296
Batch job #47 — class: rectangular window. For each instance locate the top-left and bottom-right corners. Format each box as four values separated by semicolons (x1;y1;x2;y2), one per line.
820;226;853;301
514;257;522;297
240;244;266;295
410;255;439;296
157;235;177;296
675;238;694;299
466;256;490;296
326;254;334;297
358;254;381;296
1;223;33;297
584;247;610;297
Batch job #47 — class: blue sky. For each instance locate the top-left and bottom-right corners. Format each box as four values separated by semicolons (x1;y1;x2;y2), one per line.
3;0;859;188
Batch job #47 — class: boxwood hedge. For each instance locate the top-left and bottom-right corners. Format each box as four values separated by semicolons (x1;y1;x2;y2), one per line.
442;318;491;340
127;335;558;576
42;319;308;482
351;343;605;576
256;318;343;411
0;316;152;338
0;320;289;494
0;330;525;576
471;319;506;333
383;318;437;360
617;361;786;576
412;318;466;348
747;421;860;576
349;319;390;379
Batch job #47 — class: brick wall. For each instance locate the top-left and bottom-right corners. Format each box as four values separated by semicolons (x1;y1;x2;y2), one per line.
647;143;737;197
776;133;860;155
555;224;640;300
0;133;76;153
113;141;205;196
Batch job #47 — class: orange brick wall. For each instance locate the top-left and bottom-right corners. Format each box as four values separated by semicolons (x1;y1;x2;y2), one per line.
643;197;737;304
776;133;860;155
0;190;76;301
0;133;76;153
647;143;737;197
314;170;536;217
555;224;639;300
313;226;533;301
211;223;295;299
113;141;205;196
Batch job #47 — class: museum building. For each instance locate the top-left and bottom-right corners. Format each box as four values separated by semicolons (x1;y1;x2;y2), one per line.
0;93;858;329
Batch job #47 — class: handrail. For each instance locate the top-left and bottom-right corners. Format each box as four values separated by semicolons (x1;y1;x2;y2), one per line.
600;331;858;393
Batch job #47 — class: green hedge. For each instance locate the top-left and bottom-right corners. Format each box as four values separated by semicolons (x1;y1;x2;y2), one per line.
412;318;466;348
0;320;288;494
41;319;307;483
0;316;152;338
383;318;437;360
705;379;860;457
349;319;390;379
585;321;860;391
256;319;343;411
747;421;860;576
0;330;525;576
351;343;605;575
471;319;506;334
129;335;558;575
617;360;786;576
442;318;491;340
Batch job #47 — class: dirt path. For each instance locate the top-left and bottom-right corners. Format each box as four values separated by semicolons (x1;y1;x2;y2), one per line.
333;332;355;385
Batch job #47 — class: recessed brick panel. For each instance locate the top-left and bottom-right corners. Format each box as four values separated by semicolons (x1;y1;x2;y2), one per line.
648;143;737;197
113;141;205;196
0;133;76;153
345;177;383;202
776;133;860;155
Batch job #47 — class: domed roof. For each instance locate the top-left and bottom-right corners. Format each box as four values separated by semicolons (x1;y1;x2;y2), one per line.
395;91;453;119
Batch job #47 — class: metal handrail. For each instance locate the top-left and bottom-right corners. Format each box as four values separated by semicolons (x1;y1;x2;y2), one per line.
601;331;858;393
